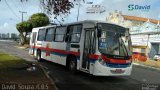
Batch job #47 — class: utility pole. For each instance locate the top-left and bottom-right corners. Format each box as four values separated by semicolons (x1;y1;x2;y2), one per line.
77;0;81;22
19;11;27;22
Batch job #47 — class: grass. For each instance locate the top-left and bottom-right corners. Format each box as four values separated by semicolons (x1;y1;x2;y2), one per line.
0;51;56;90
0;51;29;80
0;51;28;69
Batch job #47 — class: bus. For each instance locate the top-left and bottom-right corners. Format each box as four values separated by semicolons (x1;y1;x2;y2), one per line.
29;20;132;76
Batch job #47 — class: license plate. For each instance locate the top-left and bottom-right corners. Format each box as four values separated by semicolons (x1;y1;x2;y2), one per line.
110;69;125;73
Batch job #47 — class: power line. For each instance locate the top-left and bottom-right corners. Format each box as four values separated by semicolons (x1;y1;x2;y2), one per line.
4;0;21;21
19;1;29;18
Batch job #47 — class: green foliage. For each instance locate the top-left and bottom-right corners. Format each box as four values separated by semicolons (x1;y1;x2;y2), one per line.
16;13;49;45
28;13;49;28
16;21;32;33
16;21;32;45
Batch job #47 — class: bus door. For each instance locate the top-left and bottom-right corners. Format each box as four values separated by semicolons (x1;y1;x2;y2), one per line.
82;29;95;70
30;32;37;55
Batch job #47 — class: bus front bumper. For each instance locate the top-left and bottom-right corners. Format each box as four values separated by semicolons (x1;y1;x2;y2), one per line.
93;61;132;76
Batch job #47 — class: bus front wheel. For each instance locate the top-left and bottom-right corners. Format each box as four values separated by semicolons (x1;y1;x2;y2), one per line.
69;56;77;73
37;50;42;62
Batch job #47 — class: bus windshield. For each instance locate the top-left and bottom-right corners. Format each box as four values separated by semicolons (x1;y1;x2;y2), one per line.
97;23;132;59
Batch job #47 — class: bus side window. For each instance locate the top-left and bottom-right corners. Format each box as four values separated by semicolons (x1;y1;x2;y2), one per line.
45;27;55;42
37;29;46;41
67;24;82;43
54;26;66;42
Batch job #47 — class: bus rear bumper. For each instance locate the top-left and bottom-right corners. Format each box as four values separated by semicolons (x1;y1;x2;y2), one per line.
93;61;132;76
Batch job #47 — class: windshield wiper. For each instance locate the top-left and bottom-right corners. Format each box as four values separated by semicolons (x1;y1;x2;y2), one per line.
119;36;129;56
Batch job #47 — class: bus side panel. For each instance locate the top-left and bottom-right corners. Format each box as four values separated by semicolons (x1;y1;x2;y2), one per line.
41;41;52;61
50;42;67;66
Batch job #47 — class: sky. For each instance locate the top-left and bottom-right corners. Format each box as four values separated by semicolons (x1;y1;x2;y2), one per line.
0;0;160;34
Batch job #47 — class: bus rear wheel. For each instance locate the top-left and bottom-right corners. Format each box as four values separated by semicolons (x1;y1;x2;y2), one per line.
37;50;42;62
69;56;77;73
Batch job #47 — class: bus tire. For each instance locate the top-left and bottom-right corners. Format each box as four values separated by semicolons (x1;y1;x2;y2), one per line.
69;56;77;74
37;50;42;62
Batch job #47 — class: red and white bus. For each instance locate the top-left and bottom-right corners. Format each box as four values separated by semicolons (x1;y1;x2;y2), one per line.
29;20;132;76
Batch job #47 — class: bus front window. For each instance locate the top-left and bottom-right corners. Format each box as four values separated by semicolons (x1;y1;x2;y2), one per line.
98;23;132;59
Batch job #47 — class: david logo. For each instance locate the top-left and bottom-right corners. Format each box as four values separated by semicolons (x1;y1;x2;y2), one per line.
128;4;150;12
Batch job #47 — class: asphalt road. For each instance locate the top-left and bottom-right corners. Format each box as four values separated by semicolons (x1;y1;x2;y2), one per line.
0;41;160;90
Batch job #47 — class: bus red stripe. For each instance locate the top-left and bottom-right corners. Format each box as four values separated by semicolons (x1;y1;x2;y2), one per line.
109;59;130;64
89;54;99;60
32;45;80;56
30;45;131;64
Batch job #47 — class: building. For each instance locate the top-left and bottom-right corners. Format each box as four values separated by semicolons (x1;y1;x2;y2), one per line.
0;33;18;40
11;33;18;40
1;33;6;39
107;10;160;59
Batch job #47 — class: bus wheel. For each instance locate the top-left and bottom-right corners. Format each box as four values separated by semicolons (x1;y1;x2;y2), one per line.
69;57;77;73
37;50;42;62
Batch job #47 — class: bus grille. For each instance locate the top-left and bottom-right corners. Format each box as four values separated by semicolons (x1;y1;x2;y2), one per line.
106;63;131;68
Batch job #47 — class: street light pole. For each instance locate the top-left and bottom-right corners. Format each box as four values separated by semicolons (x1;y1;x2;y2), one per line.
19;11;27;22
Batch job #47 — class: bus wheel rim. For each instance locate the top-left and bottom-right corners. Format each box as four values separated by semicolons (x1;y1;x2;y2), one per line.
70;61;75;70
37;52;40;60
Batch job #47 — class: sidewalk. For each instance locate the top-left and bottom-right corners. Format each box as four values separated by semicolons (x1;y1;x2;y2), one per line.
133;59;160;69
14;44;29;50
0;51;57;90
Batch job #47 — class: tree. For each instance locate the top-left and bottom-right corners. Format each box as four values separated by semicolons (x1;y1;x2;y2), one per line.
16;13;49;45
41;0;85;21
0;0;84;22
28;13;49;28
16;21;32;45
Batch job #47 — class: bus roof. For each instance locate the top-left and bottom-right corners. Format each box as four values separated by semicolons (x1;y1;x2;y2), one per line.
32;25;56;29
32;20;127;30
59;20;126;28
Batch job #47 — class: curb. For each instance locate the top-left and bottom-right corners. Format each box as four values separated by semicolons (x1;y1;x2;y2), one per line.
39;63;58;90
133;63;160;70
14;46;26;49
